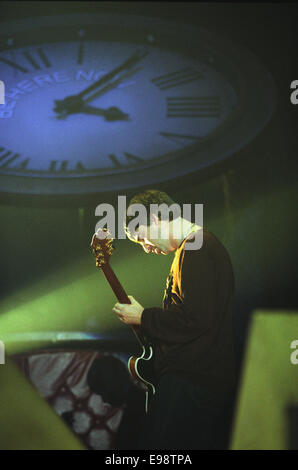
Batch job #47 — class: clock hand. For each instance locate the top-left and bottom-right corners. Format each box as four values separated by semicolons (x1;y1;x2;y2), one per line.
82;105;130;121
56;104;130;121
78;49;147;99
54;66;142;117
83;65;142;104
53;49;148;115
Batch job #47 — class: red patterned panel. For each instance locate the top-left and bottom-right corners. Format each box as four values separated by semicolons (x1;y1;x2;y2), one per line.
13;350;126;450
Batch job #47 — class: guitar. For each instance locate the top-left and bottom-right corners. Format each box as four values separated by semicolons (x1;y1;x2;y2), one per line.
90;228;156;413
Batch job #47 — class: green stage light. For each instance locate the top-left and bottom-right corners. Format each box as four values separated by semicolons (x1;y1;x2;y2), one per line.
0;247;171;355
0;358;85;450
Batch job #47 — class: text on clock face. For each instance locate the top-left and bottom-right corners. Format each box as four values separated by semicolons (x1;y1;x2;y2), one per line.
0;70;136;118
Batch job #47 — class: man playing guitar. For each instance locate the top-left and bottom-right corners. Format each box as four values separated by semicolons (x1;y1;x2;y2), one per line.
101;189;236;449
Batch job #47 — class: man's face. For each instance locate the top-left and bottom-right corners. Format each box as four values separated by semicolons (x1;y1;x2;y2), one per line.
129;222;170;255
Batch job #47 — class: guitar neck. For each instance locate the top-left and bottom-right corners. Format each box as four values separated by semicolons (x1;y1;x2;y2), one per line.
101;263;149;347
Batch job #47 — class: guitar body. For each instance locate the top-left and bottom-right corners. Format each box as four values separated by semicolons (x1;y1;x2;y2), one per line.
128;344;156;413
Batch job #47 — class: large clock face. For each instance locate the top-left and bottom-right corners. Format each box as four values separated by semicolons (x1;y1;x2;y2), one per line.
0;13;276;196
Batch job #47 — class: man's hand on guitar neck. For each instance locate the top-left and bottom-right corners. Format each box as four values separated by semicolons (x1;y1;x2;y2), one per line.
112;295;144;326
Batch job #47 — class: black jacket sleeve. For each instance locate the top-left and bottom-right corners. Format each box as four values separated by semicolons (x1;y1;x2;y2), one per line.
140;243;217;344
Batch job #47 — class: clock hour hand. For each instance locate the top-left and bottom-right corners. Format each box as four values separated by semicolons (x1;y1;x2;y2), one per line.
80;105;130;121
56;104;130;121
54;94;84;116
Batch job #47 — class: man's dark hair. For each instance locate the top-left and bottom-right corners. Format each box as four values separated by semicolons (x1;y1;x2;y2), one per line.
124;189;178;238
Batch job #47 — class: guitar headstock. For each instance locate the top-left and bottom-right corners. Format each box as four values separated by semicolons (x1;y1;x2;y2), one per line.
91;228;114;268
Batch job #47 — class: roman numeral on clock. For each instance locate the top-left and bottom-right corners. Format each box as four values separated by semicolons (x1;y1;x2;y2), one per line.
23;48;51;69
77;29;86;65
0;147;29;169
166;96;221;118
77;42;85;65
159;131;202;146
151;67;204;90
49;160;68;172
0;48;51;73
75;161;86;172
0;149;19;168
109;152;144;168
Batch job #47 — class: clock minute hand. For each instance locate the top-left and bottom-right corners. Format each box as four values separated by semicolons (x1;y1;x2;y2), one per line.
78;49;148;99
83;65;143;104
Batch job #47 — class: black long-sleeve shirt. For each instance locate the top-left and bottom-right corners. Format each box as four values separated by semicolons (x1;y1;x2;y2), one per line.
140;228;236;400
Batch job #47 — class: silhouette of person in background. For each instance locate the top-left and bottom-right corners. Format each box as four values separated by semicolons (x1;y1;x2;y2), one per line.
86;355;146;449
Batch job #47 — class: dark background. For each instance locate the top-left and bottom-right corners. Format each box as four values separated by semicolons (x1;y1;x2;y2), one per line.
0;1;297;383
